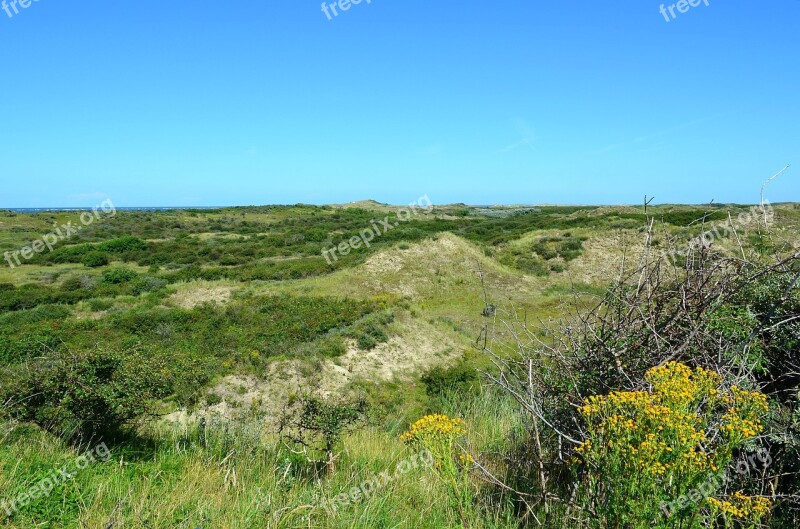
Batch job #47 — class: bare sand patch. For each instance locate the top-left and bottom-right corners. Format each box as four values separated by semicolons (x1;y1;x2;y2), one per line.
567;230;650;284
167;314;461;424
167;282;235;309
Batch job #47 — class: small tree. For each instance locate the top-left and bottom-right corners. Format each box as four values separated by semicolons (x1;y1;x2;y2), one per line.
3;348;173;440
278;393;368;476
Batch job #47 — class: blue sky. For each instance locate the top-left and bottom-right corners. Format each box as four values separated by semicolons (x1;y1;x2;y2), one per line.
0;0;797;207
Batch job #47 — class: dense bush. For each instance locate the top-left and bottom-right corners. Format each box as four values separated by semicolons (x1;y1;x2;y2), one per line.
102;267;138;284
82;251;109;267
98;236;148;253
486;246;800;527
345;310;394;350
575;362;770;528
2;348;175;439
422;363;480;396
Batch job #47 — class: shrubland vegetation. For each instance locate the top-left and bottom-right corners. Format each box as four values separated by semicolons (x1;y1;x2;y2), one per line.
484;219;800;528
0;202;798;527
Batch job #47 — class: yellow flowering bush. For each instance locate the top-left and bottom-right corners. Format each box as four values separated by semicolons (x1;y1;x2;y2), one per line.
708;492;771;528
574;362;771;528
401;414;473;526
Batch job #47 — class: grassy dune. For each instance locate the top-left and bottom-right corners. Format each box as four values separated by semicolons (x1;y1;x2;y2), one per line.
1;202;798;527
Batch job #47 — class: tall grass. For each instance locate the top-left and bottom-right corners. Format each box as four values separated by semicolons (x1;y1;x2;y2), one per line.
0;386;523;528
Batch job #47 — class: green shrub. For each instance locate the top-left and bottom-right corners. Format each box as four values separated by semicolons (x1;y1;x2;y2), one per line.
87;298;114;312
0;324;64;364
315;336;348;358
356;333;378;350
3;348;175;439
355;322;388;350
532;236;585;262
515;256;550;276
60;276;85;291
0;304;72;326
278;394;368;475
422;364;479;396
205;393;223;406
102;267;138;284
130;276;168;295
82;251;109;268
98;236;148;253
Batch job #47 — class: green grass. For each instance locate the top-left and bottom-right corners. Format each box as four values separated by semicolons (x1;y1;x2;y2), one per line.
0;387;522;529
1;202;796;528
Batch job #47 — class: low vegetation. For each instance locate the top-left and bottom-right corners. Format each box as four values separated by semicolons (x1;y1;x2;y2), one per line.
0;202;798;527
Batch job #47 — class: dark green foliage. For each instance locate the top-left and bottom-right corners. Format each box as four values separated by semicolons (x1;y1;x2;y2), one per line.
3;348;174;439
497;235;586;275
0;324;63;364
98;236;148;253
531;235;586;262
82;251;109;268
514;256;551;276
345;310;394;350
0;293;382;417
0;279;169;315
87;298;114;312
0;283;90;312
422;363;479;396
102;267;138;284
729;269;800;402
356;323;387;350
60;275;85;291
130;275;168;295
707;305;767;374
0;304;71;326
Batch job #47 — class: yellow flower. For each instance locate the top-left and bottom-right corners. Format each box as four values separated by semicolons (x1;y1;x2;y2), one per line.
572;360;770;521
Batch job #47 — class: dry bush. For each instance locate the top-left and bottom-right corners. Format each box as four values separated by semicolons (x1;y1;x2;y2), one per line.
481;212;800;527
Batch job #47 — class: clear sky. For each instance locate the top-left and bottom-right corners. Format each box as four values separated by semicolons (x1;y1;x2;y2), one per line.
0;0;797;207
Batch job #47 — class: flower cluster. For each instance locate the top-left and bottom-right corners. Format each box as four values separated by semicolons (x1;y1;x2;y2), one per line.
401;414;473;522
720;386;769;440
574;362;771;525
400;414;467;443
400;414;469;473
646;362;721;408
708;492;771;519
